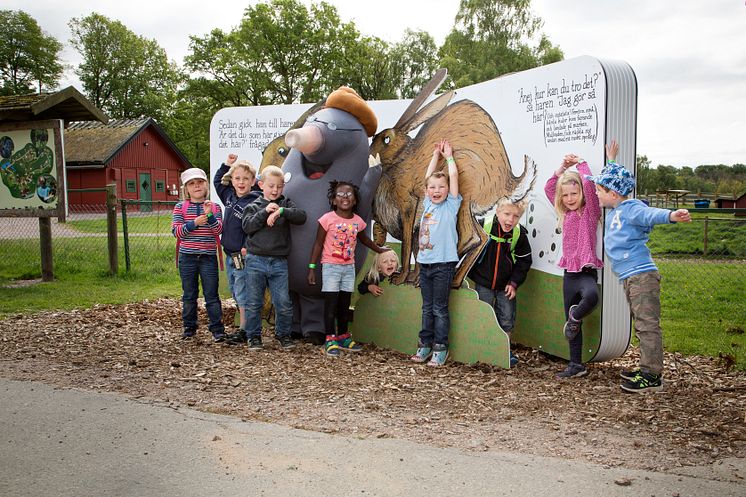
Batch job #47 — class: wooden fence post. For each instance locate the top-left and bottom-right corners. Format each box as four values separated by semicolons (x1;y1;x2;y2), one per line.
703;216;709;256
39;217;53;281
106;184;118;275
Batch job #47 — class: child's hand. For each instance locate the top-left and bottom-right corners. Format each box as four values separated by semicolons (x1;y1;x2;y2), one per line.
606;139;619;163
369;284;383;296
203;200;213;216
442;139;453;158
307;268;316;286
267;210;281;227
241;248;247;257
504;283;516;300
193;214;208;226
227;153;238;165
671;209;691;223
265;203;279;213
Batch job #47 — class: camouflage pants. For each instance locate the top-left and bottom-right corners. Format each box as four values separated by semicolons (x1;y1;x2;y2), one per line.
623;271;663;375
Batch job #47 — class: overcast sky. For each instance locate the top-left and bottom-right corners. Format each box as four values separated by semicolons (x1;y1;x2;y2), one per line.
7;0;745;167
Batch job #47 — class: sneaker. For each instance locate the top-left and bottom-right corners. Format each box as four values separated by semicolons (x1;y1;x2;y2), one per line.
276;335;296;350
410;345;432;363
509;351;519;367
225;330;248;345
427;346;448;367
619;368;641;381
181;329;196;340
620;371;663;393
212;331;227;343
247;336;264;351
555;362;588;379
324;340;341;357
337;334;362;352
563;305;581;340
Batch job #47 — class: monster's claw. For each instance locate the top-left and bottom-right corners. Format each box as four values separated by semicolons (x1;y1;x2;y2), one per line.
368;153;381;168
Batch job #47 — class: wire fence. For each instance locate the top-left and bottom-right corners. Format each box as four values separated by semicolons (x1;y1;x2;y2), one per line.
0;204;743;332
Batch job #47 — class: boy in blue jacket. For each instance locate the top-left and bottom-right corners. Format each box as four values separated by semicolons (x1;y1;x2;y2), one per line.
587;161;691;393
214;154;262;344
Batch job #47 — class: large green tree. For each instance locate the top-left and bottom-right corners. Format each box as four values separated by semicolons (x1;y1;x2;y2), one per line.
69;13;182;121
439;0;563;87
0;10;64;95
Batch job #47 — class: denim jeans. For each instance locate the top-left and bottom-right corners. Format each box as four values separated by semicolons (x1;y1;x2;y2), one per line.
225;253;250;309
178;253;224;334
418;262;456;347
475;283;516;333
245;255;293;339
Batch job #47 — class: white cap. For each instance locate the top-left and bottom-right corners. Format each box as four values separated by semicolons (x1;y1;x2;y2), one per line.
181;168;207;185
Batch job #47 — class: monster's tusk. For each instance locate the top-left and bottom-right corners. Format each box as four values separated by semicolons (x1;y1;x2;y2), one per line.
368;153;381;168
286;127;322;154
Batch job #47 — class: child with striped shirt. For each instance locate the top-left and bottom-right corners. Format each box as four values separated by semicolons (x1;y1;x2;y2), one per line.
172;168;226;341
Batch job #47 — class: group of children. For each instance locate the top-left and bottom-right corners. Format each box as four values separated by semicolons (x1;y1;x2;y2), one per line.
172;137;690;393
172;154;389;356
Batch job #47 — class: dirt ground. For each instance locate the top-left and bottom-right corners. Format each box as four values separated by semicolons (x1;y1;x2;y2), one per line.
1;298;744;476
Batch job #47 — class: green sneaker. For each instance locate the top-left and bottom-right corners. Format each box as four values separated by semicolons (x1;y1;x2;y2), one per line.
337;333;362;352
324;339;341;357
620;371;662;393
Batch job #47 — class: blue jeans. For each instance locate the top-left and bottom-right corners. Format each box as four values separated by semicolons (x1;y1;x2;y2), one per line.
418;262;456;347
245;255;292;339
178;253;224;334
475;283;516;333
226;253;250;309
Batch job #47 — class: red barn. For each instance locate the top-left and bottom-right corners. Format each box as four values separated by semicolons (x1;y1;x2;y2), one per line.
64;118;191;211
715;192;746;216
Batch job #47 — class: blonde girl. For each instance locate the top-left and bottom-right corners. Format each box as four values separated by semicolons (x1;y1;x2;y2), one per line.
544;141;617;378
358;250;400;296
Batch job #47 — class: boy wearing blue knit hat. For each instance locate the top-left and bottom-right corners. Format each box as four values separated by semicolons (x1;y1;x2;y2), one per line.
587;149;691;393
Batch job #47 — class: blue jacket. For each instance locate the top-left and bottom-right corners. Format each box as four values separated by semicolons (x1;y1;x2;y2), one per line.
604;199;672;280
213;163;261;254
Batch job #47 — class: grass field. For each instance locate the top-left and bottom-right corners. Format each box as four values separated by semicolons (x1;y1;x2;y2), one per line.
1;213;743;368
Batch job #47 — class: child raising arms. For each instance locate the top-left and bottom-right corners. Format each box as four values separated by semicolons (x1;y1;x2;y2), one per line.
544;143;611;378
411;139;461;367
308;181;390;357
587;148;691;392
213;154;262;344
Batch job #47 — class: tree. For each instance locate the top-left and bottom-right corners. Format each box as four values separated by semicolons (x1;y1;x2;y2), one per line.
0;10;63;95
390;30;441;99
69;13;182;121
439;0;563;87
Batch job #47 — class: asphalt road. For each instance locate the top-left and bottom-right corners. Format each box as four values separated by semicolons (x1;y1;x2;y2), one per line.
1;378;743;497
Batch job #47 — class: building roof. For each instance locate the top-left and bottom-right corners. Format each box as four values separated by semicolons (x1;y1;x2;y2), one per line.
64;117;191;168
0;86;108;123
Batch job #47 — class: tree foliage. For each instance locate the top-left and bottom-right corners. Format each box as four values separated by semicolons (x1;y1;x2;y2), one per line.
0;10;64;95
69;12;182;121
637;155;745;196
439;0;563;87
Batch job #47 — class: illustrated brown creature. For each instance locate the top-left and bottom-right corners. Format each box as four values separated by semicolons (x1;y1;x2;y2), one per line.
369;69;537;288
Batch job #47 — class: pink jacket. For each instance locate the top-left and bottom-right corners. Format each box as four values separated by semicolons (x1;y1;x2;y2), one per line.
544;161;604;272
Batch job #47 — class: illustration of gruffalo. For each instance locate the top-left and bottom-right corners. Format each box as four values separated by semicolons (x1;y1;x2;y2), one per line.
279;87;380;345
370;69;537;287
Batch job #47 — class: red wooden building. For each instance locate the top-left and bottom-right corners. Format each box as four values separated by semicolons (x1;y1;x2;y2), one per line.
64;118;191;210
715;192;746;216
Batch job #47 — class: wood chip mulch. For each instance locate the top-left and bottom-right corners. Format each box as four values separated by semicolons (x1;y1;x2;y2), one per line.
1;298;744;475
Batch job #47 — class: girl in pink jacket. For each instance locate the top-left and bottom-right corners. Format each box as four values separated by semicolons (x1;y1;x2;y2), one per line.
545;141;618;379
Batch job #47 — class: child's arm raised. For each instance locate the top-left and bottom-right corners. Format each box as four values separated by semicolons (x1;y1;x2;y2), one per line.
443;139;459;197
605;139;619;164
214;154;238;202
423;140;442;182
307;225;326;286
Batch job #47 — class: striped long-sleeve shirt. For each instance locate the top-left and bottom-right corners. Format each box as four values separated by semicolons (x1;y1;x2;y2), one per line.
172;200;223;254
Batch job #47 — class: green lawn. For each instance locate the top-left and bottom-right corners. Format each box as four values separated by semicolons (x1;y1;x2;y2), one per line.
68;211;175;234
1;226;743;368
648;214;745;257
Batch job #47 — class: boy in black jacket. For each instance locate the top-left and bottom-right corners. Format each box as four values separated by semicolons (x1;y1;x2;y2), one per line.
467;198;532;367
241;166;307;350
214;154;262;344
